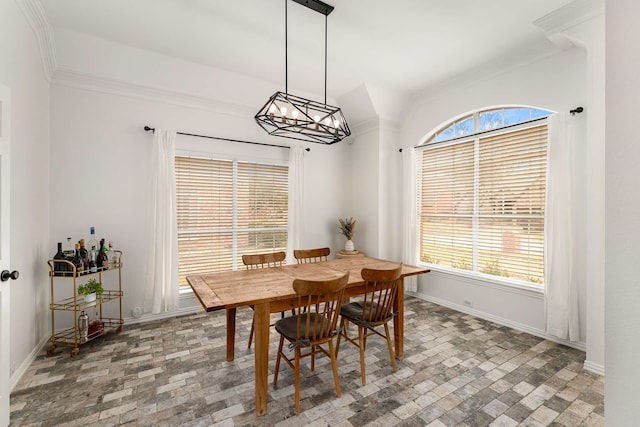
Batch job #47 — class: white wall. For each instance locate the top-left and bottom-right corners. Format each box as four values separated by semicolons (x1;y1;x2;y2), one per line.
400;47;595;357
48;82;350;322
605;0;640;422
0;0;51;387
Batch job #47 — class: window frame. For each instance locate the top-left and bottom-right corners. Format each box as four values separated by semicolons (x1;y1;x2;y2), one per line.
416;106;552;291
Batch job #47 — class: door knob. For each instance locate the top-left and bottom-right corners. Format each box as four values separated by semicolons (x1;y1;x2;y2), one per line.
1;270;19;281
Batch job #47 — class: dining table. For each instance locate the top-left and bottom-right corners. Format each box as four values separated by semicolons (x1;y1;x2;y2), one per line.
186;256;428;416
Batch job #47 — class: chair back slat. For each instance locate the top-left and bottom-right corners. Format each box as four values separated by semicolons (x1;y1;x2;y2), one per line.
360;266;403;324
242;251;286;269
293;273;349;342
293;247;330;264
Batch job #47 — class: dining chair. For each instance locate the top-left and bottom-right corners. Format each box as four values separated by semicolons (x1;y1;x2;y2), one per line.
293;247;330;263
273;272;349;414
242;251;286;348
336;264;402;385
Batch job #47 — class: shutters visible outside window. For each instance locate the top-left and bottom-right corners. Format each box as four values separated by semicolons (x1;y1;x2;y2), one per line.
419;124;547;284
175;156;288;287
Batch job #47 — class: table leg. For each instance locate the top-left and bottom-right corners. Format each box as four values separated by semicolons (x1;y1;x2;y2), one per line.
226;308;236;362
254;302;270;416
393;279;404;359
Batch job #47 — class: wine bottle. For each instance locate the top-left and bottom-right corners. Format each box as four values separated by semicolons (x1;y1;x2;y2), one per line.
53;242;68;275
63;237;75;259
72;243;83;272
79;239;89;270
96;239;107;269
89;246;98;273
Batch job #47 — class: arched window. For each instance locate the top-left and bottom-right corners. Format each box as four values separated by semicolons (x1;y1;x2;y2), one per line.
417;106;553;286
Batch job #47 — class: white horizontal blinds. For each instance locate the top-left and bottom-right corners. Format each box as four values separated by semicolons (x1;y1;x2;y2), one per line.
478;125;547;283
175;156;234;286
236;161;288;267
419;140;475;270
175;156;288;287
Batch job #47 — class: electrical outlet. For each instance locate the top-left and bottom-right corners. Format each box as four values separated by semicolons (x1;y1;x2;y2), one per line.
463;299;473;307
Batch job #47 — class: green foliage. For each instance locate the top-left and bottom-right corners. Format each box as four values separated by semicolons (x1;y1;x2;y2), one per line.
78;278;104;296
452;257;471;271
481;259;510;278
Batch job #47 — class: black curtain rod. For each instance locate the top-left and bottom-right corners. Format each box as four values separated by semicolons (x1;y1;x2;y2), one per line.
144;126;310;152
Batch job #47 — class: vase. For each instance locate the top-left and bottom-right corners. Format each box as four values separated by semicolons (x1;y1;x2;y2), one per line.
84;292;96;307
345;239;355;252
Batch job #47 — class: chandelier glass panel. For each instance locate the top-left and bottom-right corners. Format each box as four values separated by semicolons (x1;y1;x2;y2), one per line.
255;0;350;145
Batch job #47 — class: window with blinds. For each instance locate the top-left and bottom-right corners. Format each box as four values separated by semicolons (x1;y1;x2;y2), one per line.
175;156;288;287
418;109;549;286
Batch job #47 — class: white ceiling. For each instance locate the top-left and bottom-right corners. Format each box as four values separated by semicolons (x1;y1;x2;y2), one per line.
40;0;574;99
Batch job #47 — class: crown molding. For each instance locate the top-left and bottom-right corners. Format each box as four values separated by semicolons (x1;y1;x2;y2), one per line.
533;0;605;49
52;67;256;118
15;0;57;81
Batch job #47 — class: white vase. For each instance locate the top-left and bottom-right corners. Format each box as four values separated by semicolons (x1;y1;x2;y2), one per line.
84;292;96;307
345;239;355;252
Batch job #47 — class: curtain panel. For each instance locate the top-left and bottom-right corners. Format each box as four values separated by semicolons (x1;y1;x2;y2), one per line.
402;148;418;292
286;145;304;264
144;129;179;314
544;113;580;341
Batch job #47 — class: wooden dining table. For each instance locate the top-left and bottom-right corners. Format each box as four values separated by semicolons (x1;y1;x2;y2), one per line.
187;256;428;416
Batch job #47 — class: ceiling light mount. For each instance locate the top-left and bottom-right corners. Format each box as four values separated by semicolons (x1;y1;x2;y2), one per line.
255;0;350;145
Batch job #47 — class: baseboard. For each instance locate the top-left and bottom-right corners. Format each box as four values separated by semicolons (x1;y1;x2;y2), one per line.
409;292;590;354
122;291;203;326
583;359;605;376
10;334;50;392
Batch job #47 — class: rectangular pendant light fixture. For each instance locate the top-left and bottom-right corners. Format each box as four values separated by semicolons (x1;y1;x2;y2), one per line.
255;0;350;145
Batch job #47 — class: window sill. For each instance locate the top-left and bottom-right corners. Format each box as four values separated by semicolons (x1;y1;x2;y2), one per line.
418;263;544;296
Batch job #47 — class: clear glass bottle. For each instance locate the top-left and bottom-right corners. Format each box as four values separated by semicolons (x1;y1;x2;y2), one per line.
63;237;75;259
108;241;117;268
87;227;98;257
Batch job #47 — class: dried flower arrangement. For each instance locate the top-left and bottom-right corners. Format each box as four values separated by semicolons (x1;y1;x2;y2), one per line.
338;217;356;240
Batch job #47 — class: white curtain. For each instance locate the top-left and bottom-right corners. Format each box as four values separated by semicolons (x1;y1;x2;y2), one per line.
144;129;179;314
544;113;579;341
286;145;304;264
402;148;418;292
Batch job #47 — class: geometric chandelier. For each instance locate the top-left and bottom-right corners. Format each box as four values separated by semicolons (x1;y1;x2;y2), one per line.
255;0;350;145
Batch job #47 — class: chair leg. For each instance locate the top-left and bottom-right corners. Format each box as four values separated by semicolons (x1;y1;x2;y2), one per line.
328;339;342;397
248;317;255;349
294;347;301;415
335;318;345;358
311;345;316;371
358;325;367;385
384;323;397;372
274;335;285;386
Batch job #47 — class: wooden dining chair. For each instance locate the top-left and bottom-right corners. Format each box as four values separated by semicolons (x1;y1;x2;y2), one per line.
293;247;330;264
336;265;402;385
242;251;286;348
273;272;349;414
